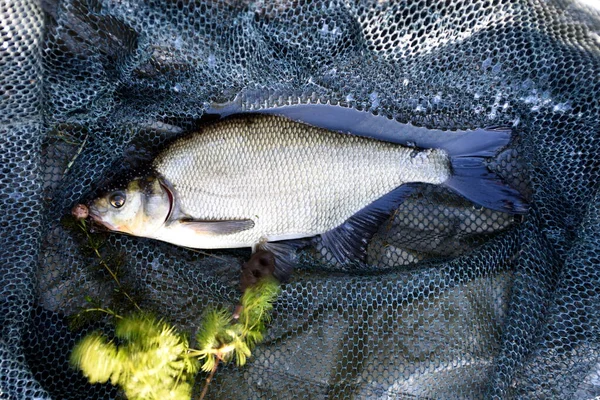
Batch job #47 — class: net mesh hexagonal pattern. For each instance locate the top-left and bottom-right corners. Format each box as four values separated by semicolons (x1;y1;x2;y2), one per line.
1;0;599;398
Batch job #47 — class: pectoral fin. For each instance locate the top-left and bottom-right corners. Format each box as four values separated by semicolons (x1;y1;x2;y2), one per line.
179;219;255;235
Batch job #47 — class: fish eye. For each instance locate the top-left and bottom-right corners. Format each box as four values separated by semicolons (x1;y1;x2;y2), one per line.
109;192;126;209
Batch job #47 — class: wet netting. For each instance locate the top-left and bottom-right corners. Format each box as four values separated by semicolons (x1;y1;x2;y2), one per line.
2;0;600;398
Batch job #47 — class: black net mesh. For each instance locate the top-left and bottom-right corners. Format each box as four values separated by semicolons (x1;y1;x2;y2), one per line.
2;0;600;398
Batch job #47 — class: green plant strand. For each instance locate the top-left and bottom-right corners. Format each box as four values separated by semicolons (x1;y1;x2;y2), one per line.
78;220;142;312
192;277;280;372
71;277;281;400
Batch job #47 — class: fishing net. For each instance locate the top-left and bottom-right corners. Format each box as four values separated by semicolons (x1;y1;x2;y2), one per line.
2;0;599;398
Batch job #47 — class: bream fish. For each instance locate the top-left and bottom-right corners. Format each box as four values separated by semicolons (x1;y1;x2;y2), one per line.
82;114;526;277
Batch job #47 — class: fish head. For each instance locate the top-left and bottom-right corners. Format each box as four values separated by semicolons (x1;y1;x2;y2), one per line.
87;175;172;237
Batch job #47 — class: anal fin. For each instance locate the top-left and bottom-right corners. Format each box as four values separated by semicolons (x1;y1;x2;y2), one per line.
320;184;419;265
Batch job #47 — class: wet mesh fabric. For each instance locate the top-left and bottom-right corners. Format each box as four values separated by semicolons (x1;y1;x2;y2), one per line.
2;0;600;398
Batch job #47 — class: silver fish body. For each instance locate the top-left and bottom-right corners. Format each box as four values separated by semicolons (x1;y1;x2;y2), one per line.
152;115;450;249
85;113;525;276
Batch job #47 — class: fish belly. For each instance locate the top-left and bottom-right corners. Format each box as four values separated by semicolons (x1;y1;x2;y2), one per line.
153;115;450;248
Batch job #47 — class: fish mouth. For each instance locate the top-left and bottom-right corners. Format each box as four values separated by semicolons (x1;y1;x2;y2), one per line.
87;208;117;232
87;211;132;234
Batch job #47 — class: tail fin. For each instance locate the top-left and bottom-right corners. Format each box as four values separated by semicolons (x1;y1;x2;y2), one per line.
442;127;528;214
213;101;528;214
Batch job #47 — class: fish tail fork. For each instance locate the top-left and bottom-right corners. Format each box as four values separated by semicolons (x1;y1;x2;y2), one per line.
442;127;528;214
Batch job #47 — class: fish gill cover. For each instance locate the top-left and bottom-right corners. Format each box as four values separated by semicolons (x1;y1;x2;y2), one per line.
1;0;599;399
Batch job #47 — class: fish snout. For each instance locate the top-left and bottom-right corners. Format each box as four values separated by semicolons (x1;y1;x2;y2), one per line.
71;203;114;233
71;203;89;220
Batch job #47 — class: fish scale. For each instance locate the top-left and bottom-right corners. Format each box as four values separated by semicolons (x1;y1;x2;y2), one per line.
152;114;451;247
